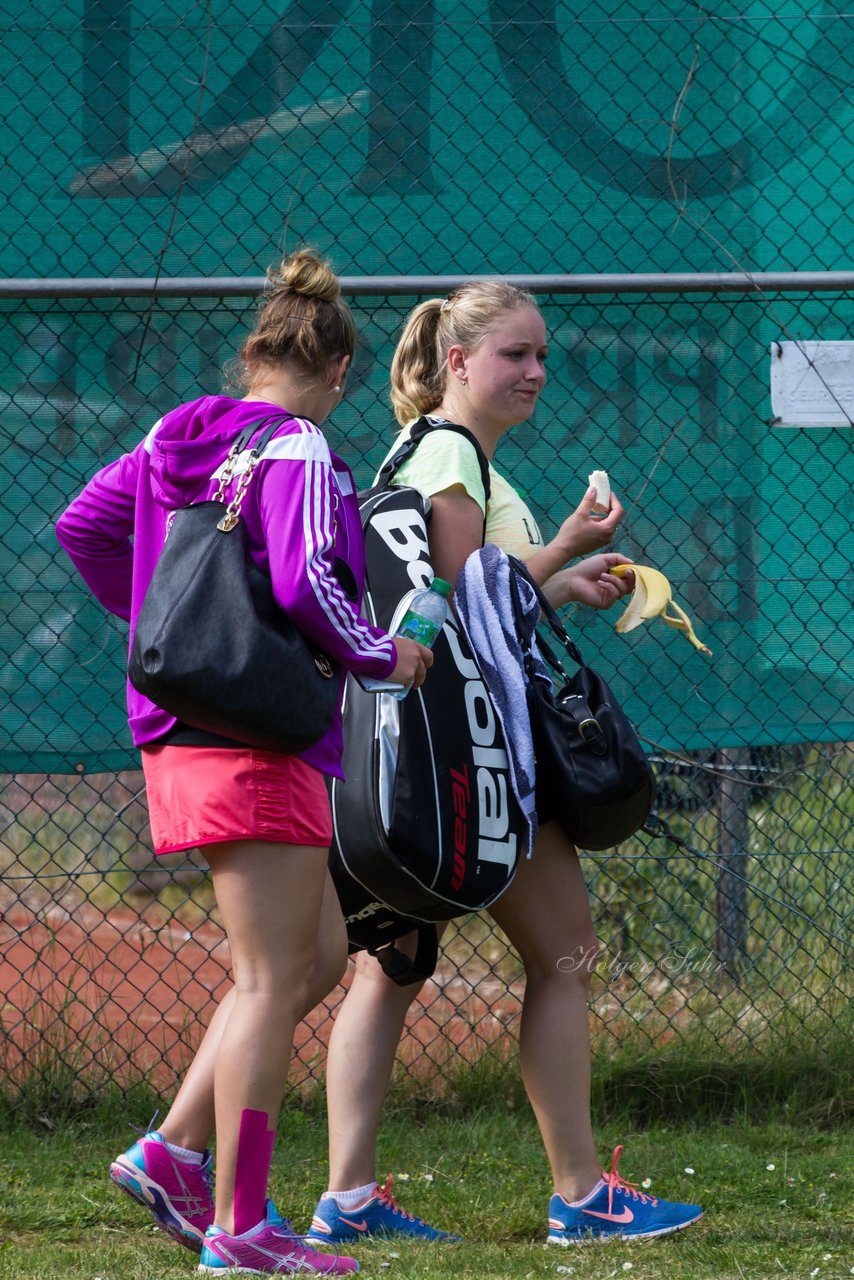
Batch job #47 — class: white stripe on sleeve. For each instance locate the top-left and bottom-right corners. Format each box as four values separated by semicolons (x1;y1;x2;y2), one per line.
209;424;332;482
302;447;390;659
143;418;163;453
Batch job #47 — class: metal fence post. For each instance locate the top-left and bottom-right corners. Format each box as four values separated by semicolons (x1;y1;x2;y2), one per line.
715;747;751;977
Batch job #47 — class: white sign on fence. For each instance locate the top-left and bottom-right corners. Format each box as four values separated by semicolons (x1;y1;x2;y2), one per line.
770;341;854;427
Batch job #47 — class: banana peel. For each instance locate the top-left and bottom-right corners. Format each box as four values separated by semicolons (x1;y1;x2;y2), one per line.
610;563;712;657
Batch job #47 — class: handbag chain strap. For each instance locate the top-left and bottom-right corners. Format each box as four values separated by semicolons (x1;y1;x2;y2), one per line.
216;449;261;532
213;415;288;533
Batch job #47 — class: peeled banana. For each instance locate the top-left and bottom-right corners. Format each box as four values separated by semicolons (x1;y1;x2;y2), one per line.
587;469;611;516
610;563;712;657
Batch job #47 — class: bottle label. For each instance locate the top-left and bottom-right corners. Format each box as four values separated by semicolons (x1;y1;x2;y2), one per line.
397;609;443;647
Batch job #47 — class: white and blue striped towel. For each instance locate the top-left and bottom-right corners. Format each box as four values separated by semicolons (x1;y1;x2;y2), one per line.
455;545;550;858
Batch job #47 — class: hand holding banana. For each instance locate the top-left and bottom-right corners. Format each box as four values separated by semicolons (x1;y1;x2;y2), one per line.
610;563;712;657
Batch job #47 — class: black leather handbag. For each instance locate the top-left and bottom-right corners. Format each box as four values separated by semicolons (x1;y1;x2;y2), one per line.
508;558;655;850
128;417;339;754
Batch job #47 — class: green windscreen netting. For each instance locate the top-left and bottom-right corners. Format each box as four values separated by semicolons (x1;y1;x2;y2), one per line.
3;3;853;277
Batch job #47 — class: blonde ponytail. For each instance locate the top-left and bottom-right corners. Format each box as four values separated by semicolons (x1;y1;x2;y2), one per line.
389;299;444;425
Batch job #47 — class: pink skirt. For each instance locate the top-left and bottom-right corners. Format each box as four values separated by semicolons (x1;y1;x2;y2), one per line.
140;744;333;855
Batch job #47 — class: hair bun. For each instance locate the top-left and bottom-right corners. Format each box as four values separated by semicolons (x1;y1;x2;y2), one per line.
271;248;340;303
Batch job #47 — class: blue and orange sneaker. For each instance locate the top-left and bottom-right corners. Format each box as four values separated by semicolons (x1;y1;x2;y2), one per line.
110;1129;214;1252
306;1175;460;1244
199;1200;359;1274
546;1145;703;1243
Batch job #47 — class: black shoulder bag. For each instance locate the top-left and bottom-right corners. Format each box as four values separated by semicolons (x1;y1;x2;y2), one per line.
508;557;655;850
129;416;340;753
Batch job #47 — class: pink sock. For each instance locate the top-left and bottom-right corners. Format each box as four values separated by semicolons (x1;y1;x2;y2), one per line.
233;1108;276;1235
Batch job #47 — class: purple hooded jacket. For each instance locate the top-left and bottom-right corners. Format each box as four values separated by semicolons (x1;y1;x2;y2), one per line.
55;395;397;779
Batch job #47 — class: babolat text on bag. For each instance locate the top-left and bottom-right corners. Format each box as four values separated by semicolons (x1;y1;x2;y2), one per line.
329;483;527;982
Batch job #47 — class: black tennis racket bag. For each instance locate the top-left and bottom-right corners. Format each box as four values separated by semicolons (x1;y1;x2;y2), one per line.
329;424;527;984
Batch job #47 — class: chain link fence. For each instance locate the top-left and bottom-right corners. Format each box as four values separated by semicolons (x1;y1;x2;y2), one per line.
0;280;851;1104
1;0;853;1104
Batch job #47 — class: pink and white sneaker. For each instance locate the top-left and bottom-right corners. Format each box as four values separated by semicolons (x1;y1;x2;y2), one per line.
110;1129;214;1252
198;1200;360;1274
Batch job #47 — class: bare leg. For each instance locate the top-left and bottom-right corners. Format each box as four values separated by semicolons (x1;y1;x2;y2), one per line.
325;931;442;1191
158;990;232;1153
201;841;346;1234
159;872;347;1155
488;820;601;1201
326;825;600;1203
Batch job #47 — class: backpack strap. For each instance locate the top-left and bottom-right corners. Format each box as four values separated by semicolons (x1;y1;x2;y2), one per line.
369;924;439;986
240;413;294;457
375;417;492;537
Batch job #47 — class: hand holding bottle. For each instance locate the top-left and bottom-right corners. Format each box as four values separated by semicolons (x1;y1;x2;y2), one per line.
388;636;433;691
388;577;451;699
357;578;451;697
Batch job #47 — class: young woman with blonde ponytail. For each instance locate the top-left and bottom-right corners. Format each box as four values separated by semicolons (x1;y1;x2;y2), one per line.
57;249;432;1276
305;282;704;1248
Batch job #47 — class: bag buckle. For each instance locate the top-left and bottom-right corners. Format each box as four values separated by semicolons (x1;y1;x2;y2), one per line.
314;654;335;679
578;715;608;755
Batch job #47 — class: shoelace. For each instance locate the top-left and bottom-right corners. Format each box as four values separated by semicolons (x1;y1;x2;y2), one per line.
602;1145;659;1215
376;1174;418;1222
197;1153;215;1195
271;1218;297;1238
270;1215;328;1256
129;1111;161;1140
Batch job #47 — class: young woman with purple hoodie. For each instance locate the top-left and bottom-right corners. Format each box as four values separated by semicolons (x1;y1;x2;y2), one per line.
56;250;431;1276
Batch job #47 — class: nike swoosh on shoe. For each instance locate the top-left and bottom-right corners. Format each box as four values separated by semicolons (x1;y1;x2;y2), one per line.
582;1206;634;1224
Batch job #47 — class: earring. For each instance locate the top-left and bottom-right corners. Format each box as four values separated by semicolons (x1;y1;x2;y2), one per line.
334;384;341;392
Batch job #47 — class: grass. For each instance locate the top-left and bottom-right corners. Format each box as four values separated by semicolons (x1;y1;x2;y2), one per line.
0;1105;851;1280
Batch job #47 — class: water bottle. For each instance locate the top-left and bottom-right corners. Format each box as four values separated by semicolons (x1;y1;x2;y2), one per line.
389;577;452;700
356;578;452;697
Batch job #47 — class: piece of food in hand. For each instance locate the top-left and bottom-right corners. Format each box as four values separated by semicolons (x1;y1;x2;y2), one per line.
587;469;610;518
611;562;712;656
